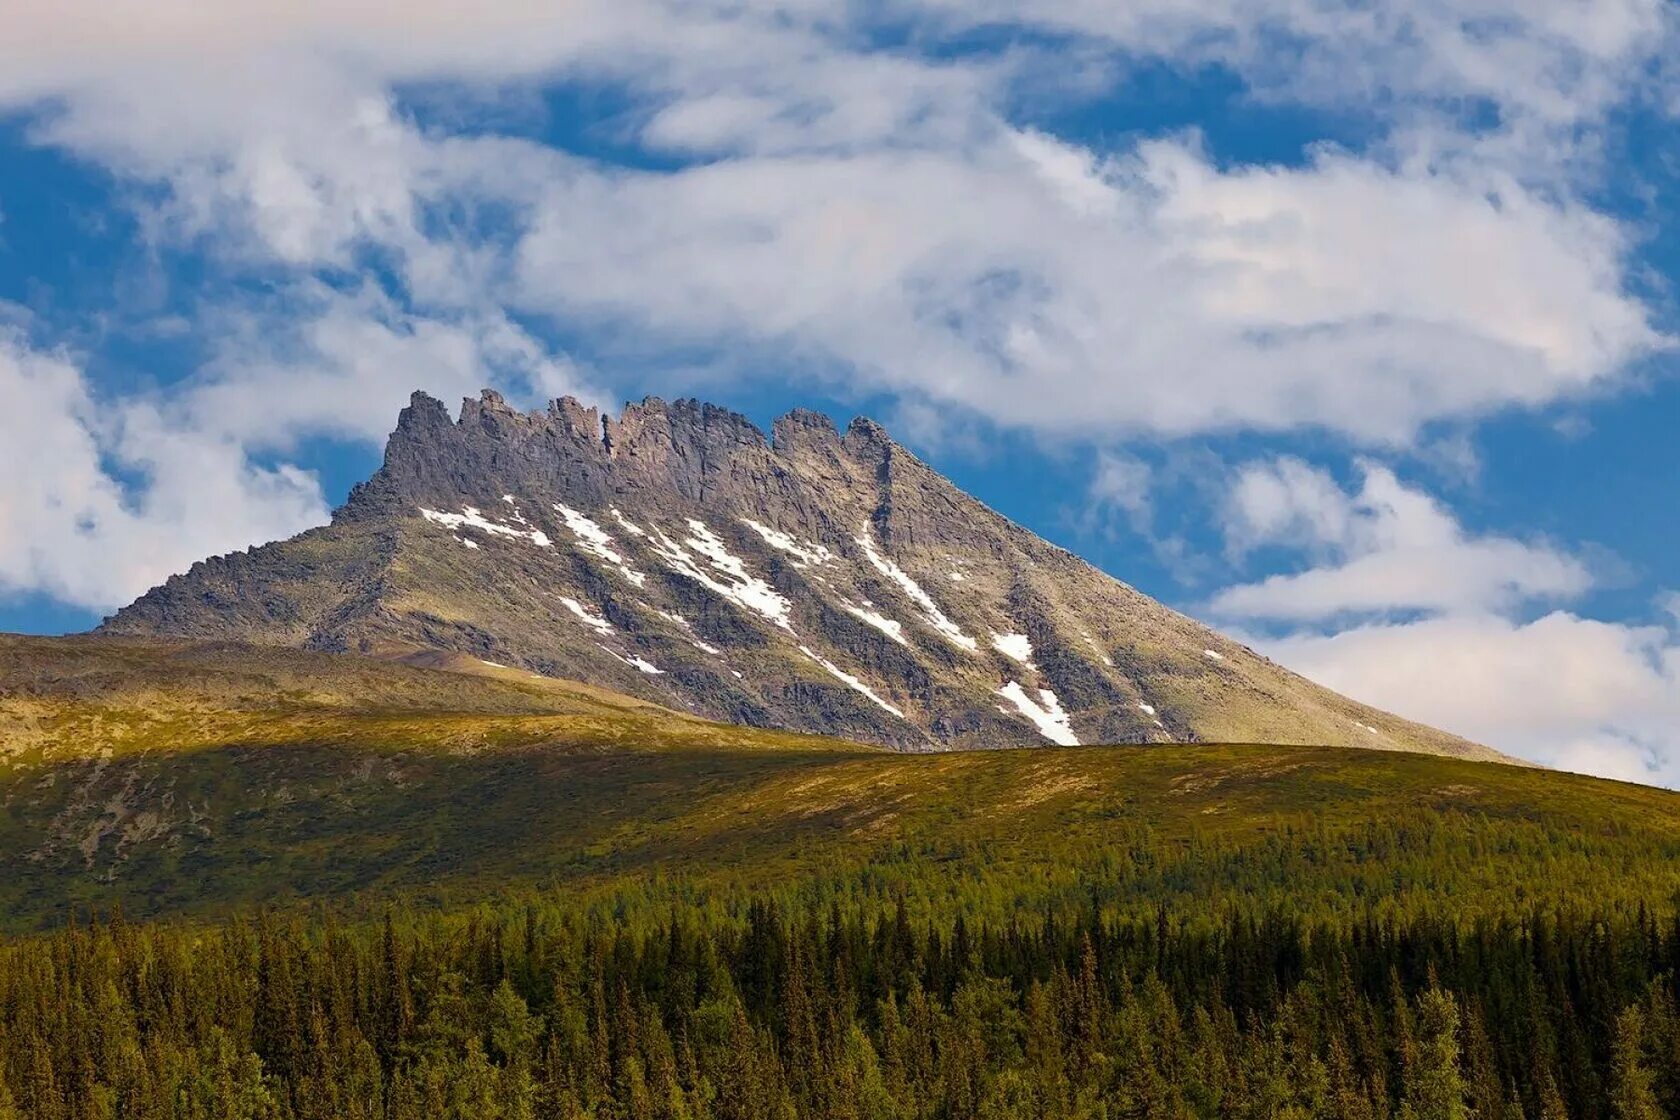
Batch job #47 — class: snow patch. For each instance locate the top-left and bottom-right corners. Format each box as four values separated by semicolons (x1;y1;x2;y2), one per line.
553;502;620;558
479;659;508;668
996;681;1080;746
991;632;1034;665
844;603;909;646
1202;648;1225;661
610;508;648;537
421;506;553;548
649;520;794;631
553;502;647;587
799;645;904;718
597;644;666;675
656;609;723;655
455;537;480;550
558;597;614;635
856;525;978;653
741;519;833;567
947;571;966;582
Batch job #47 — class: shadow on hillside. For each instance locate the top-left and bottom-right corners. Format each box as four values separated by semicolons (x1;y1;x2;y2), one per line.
2;737;1674;933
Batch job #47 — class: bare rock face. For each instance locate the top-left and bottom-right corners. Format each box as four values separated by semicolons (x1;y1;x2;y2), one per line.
102;390;1497;758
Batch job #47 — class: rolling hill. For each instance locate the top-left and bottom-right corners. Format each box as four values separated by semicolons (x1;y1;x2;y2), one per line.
0;634;1668;934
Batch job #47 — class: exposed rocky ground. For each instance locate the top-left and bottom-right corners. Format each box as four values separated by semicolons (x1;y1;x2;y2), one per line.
102;390;1497;759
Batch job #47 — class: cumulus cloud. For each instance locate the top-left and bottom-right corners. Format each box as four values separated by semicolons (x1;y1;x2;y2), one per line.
0;0;1665;447
1206;457;1678;785
1212;458;1592;619
0;288;593;612
508;135;1659;442
1263;612;1680;785
33;60;1657;444
0;332;328;610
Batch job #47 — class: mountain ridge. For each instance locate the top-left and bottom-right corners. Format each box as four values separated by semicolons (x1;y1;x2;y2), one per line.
102;388;1500;761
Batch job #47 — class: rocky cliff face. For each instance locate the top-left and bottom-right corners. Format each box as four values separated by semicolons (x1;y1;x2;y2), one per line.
102;390;1497;758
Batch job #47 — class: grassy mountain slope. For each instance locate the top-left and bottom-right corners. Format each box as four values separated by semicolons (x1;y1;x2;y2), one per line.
0;633;838;764
2;635;1675;935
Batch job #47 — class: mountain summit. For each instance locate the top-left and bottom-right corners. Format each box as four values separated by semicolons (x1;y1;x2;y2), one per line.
102;390;1493;758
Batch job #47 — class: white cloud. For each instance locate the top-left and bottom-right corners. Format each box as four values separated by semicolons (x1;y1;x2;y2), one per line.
1212;458;1591;619
0;0;1663;447
511;137;1660;442
4;0;1669;133
1220;456;1359;557
0;283;595;612
1088;450;1153;525
0;332;328;611
185;284;595;450
1263;612;1680;785
1208;457;1678;785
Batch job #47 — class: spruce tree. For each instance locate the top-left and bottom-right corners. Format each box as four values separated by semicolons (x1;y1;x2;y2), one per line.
1609;1006;1661;1120
1399;988;1471;1120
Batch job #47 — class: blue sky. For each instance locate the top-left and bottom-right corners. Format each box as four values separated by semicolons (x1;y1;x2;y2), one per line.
2;1;1678;783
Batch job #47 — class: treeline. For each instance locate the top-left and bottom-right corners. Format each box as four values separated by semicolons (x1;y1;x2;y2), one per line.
3;897;1679;1119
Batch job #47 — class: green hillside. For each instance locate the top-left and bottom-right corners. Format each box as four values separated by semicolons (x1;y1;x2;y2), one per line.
4;635;1678;933
5;635;1680;1119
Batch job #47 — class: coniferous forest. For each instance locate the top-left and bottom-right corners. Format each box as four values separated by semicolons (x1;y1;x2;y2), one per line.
6;885;1680;1119
10;644;1680;1119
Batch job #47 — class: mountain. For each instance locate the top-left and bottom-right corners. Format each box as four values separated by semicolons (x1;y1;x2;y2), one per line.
102;389;1494;759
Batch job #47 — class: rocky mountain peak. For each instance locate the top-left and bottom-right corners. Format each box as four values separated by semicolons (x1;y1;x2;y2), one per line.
772;408;839;444
103;387;1497;761
398;388;454;430
546;395;604;442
